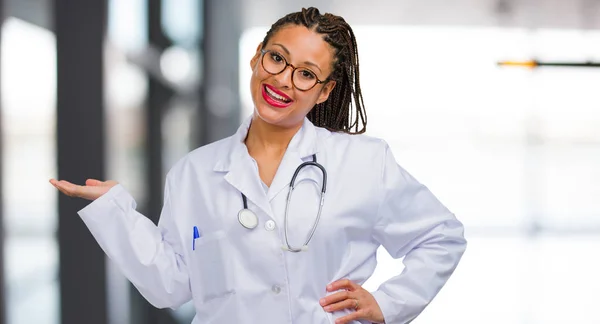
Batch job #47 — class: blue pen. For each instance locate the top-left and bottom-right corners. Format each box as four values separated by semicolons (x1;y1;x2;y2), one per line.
193;226;200;250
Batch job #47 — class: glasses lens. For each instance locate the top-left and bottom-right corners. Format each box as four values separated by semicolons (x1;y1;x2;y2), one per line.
261;50;319;91
262;51;286;74
293;68;318;91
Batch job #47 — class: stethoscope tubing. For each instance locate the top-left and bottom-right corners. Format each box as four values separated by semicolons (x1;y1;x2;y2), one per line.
239;154;327;252
283;159;327;252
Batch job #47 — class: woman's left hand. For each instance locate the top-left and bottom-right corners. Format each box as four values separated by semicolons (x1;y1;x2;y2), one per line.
320;279;385;324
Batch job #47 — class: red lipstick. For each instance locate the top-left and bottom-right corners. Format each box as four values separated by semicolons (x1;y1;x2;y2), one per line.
262;84;293;109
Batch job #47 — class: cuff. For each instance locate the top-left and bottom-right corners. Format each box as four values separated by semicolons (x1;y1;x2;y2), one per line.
77;184;131;220
372;290;394;324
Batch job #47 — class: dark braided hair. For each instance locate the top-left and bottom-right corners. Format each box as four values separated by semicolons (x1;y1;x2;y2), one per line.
261;7;367;134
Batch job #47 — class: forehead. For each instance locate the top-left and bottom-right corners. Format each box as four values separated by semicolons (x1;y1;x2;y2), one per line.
266;25;334;71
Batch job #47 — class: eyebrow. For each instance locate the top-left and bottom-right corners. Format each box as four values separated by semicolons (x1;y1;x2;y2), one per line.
272;43;323;74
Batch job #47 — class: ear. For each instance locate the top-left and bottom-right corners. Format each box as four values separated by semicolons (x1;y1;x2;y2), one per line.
250;42;263;69
316;80;337;104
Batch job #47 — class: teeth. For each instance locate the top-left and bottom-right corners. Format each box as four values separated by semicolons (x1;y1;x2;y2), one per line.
265;86;290;102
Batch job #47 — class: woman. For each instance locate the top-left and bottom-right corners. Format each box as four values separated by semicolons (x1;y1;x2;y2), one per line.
50;7;466;324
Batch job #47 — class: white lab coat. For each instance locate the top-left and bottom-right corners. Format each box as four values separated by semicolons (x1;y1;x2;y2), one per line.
78;116;466;324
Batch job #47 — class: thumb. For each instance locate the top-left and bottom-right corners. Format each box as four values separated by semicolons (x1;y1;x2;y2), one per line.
104;180;119;187
85;179;119;188
85;179;103;186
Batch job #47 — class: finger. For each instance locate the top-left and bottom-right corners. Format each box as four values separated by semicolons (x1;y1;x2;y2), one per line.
54;179;76;187
327;279;357;292
55;185;72;197
49;179;69;195
323;298;358;313
334;310;364;324
52;179;108;200
320;290;351;306
57;180;84;197
50;179;68;188
54;182;80;198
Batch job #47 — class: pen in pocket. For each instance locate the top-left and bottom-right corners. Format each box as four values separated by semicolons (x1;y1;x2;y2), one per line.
193;226;200;250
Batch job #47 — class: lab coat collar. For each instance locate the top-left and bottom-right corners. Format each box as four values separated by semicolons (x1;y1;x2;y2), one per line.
213;115;321;172
214;115;323;218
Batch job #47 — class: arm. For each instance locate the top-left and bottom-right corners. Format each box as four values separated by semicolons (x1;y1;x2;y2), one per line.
370;143;467;324
77;176;192;309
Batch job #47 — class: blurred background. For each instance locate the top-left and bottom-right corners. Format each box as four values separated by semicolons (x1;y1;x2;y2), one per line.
1;0;600;323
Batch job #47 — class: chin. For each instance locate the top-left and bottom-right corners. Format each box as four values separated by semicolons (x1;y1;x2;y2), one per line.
253;103;302;129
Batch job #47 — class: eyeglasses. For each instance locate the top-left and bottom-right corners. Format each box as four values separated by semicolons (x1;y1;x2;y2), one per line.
260;49;329;91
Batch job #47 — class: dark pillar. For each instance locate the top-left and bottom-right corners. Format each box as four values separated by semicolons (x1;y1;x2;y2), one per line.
55;1;108;323
129;0;177;323
146;0;173;225
199;0;242;146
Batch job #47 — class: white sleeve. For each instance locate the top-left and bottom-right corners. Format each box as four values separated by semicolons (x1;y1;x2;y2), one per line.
77;178;192;309
370;144;467;324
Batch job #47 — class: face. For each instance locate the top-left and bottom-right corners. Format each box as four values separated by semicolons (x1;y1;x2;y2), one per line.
249;25;337;129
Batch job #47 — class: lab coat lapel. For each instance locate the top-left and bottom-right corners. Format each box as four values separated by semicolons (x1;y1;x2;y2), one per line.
215;118;274;218
267;118;320;202
267;151;303;202
224;154;273;218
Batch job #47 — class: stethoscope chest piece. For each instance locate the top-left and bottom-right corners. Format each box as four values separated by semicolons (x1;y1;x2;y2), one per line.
238;208;259;229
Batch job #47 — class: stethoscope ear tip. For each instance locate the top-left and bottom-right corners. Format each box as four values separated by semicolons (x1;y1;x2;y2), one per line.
301;245;308;252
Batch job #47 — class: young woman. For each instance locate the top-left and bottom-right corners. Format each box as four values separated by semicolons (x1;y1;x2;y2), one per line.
50;7;466;324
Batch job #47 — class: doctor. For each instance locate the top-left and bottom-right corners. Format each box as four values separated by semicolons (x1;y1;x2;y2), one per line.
50;7;466;324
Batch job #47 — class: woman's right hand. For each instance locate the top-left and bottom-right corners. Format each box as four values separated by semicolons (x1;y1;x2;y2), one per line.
49;178;119;201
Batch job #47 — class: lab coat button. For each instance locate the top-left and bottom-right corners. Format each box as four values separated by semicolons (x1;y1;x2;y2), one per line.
265;220;276;231
271;284;281;294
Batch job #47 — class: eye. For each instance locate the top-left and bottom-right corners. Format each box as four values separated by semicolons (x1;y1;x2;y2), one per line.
298;68;316;80
269;52;284;63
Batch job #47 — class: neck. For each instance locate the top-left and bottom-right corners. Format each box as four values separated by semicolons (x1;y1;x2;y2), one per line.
245;115;302;157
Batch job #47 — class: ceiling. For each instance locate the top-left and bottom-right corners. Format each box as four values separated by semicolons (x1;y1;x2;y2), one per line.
6;0;600;33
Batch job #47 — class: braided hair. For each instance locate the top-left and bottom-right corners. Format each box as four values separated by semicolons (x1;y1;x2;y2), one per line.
261;7;367;134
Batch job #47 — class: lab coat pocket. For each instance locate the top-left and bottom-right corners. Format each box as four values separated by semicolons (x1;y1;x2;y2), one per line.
190;230;235;304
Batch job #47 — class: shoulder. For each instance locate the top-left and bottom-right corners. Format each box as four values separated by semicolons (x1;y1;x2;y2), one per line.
315;127;392;179
317;127;389;156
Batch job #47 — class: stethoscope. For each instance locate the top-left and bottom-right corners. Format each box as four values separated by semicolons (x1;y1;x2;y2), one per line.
237;154;327;252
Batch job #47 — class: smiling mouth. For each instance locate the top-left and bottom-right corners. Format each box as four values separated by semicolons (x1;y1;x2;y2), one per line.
264;85;292;104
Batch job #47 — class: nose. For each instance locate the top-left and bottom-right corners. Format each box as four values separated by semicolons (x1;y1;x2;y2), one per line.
273;65;294;89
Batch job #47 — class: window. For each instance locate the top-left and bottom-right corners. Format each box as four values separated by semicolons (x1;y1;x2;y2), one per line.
240;26;600;323
2;17;59;324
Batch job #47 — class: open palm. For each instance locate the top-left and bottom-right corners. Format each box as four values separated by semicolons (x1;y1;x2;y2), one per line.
49;178;118;201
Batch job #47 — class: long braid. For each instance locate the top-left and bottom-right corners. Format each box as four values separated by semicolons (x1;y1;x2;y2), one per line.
261;7;367;134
